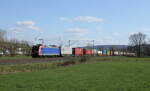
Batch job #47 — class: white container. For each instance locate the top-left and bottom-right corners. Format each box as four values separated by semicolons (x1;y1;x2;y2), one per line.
98;51;102;55
61;47;72;55
93;49;98;55
120;52;124;55
114;51;119;55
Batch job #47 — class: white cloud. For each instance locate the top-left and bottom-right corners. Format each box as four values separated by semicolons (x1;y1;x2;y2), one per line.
59;16;104;23
74;16;103;22
65;28;88;34
16;20;40;31
17;21;35;26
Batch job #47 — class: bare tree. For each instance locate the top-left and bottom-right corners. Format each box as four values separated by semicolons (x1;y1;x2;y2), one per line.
0;29;32;56
0;29;6;41
129;32;146;57
0;29;6;55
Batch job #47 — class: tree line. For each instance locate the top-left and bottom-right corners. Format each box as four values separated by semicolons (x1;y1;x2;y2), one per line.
128;32;150;57
0;29;31;56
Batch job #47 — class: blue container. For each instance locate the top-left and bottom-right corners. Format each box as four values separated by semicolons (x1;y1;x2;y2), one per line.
102;50;107;55
41;48;60;56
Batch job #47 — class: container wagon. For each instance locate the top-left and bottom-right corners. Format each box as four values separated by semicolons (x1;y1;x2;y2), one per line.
110;50;113;56
93;49;98;56
83;49;93;56
106;50;110;56
61;46;72;56
102;50;107;56
114;51;119;56
72;48;84;56
98;50;102;56
106;50;113;56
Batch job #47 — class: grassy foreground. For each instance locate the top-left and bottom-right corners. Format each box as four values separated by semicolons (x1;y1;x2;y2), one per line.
0;59;150;91
0;56;32;60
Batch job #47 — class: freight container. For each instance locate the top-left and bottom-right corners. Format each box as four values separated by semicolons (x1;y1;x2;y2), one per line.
126;52;136;56
61;47;72;56
106;50;110;56
39;46;60;56
83;49;93;55
114;51;119;56
110;50;113;56
98;51;102;56
93;49;98;55
72;48;83;56
123;52;127;55
102;50;107;55
120;52;124;55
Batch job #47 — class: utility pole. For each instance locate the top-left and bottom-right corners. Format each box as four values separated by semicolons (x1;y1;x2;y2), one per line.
93;40;94;49
93;40;95;56
68;40;71;47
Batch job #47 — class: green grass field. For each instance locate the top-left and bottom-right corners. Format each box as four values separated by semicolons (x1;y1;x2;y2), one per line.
0;58;150;91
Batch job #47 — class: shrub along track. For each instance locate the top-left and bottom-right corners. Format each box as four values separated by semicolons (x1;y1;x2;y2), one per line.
0;57;76;65
1;56;147;65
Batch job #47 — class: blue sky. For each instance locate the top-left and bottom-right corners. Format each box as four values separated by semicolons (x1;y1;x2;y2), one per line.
0;0;150;45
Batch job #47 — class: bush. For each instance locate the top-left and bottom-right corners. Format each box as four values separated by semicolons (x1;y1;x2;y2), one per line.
79;56;88;63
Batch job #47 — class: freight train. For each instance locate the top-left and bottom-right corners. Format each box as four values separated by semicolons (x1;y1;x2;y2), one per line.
31;44;136;58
